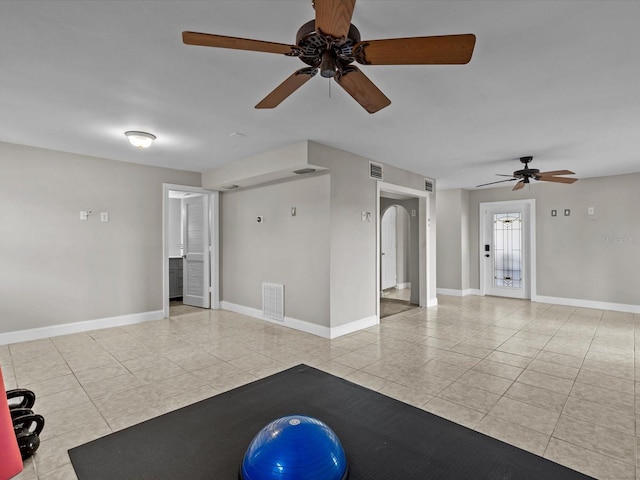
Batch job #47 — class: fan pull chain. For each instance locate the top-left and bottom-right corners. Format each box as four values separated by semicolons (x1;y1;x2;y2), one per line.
328;78;331;98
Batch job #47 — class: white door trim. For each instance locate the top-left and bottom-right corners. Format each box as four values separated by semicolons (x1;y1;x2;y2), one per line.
479;199;536;299
162;184;219;318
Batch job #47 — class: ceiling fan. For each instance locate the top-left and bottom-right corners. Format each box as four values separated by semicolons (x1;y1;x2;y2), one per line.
182;0;476;114
476;156;578;191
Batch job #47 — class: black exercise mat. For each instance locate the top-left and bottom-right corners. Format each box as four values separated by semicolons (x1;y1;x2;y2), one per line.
69;364;593;479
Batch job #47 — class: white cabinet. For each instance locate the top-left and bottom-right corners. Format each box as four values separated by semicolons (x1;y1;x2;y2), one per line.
169;257;183;298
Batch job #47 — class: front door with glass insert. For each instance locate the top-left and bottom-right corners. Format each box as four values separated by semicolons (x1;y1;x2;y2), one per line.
481;201;532;299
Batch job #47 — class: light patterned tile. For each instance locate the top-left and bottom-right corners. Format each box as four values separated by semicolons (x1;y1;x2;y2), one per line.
424;397;485;429
475;415;550;456
4;297;639;480
438;381;501;414
563;395;634;435
457;370;513;395
545;438;634;479
487;396;560;435
553;415;635;463
472;359;523;381
570;380;634;411
504;382;568;413
517;369;574;395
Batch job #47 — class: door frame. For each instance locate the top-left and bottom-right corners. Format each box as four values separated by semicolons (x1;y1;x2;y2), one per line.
162;184;219;318
376;182;433;321
479;199;536;299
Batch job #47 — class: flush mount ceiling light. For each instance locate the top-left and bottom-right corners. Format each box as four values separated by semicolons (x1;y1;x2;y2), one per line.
125;131;156;149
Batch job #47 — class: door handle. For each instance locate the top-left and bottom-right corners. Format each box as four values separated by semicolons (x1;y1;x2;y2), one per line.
485;254;490;258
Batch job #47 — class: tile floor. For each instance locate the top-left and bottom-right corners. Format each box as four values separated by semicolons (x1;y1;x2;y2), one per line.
1;295;638;479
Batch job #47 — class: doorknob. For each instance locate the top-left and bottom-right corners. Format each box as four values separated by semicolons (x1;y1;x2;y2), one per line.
485;254;490;258
381;252;385;255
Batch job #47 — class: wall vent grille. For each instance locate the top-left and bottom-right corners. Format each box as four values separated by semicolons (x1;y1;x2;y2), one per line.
369;162;383;180
262;283;284;321
424;178;434;192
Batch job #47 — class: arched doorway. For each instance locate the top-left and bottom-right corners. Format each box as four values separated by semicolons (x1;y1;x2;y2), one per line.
380;203;417;318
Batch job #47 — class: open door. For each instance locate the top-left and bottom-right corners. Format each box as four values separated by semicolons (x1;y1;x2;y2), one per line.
182;194;210;308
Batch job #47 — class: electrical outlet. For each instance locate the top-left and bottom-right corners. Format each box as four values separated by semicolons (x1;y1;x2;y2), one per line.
100;212;109;222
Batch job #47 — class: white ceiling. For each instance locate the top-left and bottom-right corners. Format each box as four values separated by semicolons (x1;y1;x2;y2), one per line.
2;1;639;190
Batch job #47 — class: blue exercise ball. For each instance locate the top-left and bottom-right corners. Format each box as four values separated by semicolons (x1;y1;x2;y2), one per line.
240;415;348;480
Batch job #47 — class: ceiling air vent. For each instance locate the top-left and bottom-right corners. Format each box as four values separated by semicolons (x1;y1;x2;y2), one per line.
424;178;434;193
369;162;383;180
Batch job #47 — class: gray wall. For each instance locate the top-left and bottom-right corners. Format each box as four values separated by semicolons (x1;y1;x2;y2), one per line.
438;173;640;306
0;142;200;334
311;142;379;327
206;140;435;331
436;189;463;290
219;173;331;327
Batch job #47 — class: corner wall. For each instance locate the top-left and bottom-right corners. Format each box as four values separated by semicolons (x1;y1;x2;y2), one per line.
218;173;331;327
0;142;201;338
438;173;640;310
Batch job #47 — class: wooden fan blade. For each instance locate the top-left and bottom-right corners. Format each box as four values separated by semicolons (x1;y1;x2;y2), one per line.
537;176;578;184
537;170;575;176
315;0;356;39
512;180;526;191
476;178;516;188
182;32;298;55
255;68;317;109
335;66;391;114
354;34;476;65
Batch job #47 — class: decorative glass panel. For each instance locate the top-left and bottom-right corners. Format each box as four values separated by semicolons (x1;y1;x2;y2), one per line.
493;212;522;288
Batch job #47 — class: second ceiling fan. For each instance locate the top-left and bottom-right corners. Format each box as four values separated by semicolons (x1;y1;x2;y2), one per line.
476;156;578;191
182;0;476;113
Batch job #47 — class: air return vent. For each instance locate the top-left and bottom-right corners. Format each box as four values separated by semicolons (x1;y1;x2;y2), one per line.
369;162;383;180
262;283;284;321
424;178;434;192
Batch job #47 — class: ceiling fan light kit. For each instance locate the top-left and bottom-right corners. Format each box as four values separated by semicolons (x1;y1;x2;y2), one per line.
182;0;475;114
476;156;578;191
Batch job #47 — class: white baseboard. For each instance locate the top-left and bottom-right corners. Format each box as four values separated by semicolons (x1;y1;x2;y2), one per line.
396;283;411;290
436;288;481;297
329;315;378;339
220;301;377;339
533;295;640;314
426;297;439;307
0;310;165;346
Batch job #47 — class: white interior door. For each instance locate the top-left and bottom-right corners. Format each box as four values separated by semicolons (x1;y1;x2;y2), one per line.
381;207;397;290
481;201;532;299
183;194;210;308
